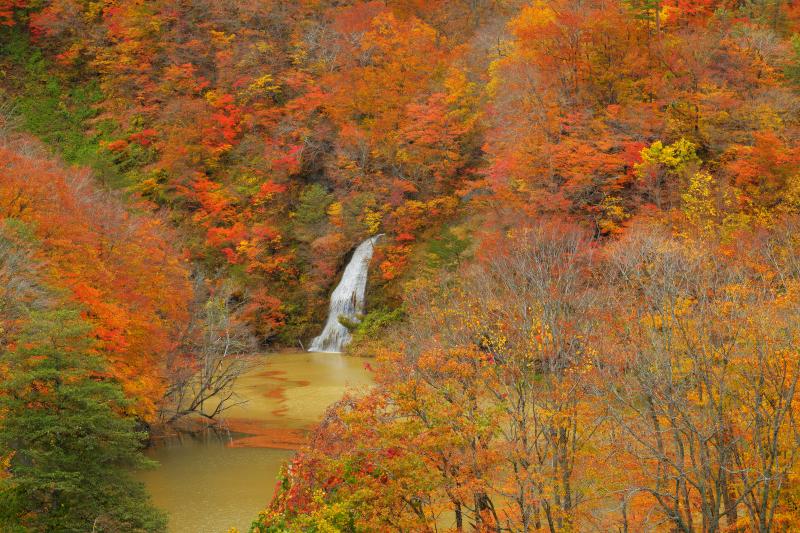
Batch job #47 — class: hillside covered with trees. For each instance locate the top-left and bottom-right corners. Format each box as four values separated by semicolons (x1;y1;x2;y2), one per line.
2;0;800;531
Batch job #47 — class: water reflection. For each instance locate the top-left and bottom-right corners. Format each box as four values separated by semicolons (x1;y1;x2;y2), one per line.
139;352;373;533
138;430;293;533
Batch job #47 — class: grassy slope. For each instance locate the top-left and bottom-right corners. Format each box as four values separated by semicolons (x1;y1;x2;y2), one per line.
0;29;125;187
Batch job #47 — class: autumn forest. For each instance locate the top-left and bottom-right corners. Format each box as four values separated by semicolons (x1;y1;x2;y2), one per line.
2;0;800;531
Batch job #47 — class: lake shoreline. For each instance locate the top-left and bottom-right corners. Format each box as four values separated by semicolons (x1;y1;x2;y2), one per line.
139;351;373;532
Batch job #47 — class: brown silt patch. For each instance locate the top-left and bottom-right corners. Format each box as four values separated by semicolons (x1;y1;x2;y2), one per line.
228;428;309;450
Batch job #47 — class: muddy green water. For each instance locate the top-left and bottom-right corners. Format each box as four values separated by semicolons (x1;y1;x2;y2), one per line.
137;352;373;533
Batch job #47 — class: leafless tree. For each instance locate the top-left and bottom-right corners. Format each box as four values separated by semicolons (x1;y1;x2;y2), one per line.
160;275;255;424
602;224;800;532
399;222;604;532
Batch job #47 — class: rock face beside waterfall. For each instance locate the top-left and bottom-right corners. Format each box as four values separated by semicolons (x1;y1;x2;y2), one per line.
308;235;382;353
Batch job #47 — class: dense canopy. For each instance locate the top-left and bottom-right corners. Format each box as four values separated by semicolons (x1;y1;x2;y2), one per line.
1;0;800;531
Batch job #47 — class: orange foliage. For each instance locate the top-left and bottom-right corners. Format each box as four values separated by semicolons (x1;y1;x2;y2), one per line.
0;138;191;420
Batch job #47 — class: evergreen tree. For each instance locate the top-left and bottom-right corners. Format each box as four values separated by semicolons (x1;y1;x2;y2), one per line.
0;309;166;532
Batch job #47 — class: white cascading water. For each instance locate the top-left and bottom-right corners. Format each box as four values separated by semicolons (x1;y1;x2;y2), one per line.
308;235;382;353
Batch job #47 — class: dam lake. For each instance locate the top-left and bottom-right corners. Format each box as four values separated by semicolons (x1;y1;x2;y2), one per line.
137;352;373;533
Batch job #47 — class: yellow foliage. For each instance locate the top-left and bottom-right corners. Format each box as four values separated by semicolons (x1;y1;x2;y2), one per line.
210;30;235;47
84;1;104;21
248;74;281;97
444;67;481;128
682;171;718;234
204;90;220;106
598;195;629;235
363;209;382;235
254;41;272;54
636;138;700;178
780;174;800;214
327;201;343;227
0;452;12;480
511;1;557;36
327;202;342;217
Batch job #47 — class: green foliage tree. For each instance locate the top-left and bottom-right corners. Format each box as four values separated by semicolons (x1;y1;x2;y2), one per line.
787;34;800;89
346;307;405;349
293;184;334;242
626;0;663;33
0;309;166;532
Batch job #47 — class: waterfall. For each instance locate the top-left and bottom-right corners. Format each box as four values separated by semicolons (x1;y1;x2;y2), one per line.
308;235;382;353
